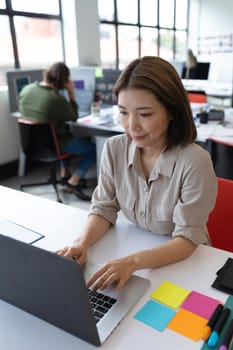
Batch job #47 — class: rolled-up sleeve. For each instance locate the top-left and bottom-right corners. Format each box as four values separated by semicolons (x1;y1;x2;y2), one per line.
89;138;121;224
172;147;217;245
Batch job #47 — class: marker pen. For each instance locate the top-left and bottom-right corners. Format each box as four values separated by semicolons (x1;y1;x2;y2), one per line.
219;318;233;350
208;307;230;348
200;304;223;341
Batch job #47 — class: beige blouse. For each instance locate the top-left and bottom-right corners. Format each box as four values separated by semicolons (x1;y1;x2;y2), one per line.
89;134;217;246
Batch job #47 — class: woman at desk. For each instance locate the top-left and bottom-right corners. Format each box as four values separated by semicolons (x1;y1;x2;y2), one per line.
58;56;217;290
19;62;96;201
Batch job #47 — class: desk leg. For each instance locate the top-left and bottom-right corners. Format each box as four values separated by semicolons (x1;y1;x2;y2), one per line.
18;148;26;177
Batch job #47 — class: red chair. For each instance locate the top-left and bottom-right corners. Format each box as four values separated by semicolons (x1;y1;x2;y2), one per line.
207;177;233;252
188;92;207;103
18;118;71;203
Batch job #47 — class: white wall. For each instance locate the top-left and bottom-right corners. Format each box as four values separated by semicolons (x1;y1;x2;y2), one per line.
0;88;20;164
199;0;233;36
188;0;200;54
189;0;233;84
62;0;100;67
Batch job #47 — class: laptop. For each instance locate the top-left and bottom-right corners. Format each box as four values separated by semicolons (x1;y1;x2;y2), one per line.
0;234;150;346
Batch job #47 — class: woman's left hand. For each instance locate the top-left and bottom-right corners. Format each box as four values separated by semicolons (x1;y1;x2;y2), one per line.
87;257;136;291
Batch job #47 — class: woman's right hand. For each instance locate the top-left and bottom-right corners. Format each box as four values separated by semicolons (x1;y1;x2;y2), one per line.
57;239;88;265
64;79;75;101
64;79;74;92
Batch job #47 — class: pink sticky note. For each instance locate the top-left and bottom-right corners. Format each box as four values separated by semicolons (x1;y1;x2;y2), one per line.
81;117;92;124
180;291;222;319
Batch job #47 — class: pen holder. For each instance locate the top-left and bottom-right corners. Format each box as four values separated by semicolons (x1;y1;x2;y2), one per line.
91;103;101;118
198;111;208;124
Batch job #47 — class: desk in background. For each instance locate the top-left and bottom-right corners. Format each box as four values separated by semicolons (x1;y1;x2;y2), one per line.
0;185;233;350
73;106;233;177
182;79;233;107
71;107;123;177
15;105;233;179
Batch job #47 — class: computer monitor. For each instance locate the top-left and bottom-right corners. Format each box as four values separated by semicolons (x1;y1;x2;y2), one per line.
6;69;43;112
181;62;210;80
73;88;94;117
95;69;121;106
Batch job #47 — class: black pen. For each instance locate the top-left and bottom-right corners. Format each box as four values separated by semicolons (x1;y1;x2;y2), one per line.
208;307;231;347
200;303;223;341
219;318;233;350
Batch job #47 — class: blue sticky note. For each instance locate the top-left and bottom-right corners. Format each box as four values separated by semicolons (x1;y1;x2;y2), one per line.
134;300;176;331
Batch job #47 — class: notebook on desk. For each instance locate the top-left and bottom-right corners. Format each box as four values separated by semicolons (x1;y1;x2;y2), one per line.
0;234;149;346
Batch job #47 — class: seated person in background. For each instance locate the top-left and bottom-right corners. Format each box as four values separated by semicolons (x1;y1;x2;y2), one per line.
58;56;217;290
19;62;96;201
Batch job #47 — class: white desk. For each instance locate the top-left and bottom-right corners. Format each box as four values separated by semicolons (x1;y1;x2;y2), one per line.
0;185;233;349
77;107;233;143
16;106;233;177
76;108;233;175
182;79;233;107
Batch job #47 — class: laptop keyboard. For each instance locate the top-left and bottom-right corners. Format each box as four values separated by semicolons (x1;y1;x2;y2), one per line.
88;289;117;323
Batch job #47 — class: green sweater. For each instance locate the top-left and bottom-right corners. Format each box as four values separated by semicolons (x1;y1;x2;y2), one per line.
19;82;78;149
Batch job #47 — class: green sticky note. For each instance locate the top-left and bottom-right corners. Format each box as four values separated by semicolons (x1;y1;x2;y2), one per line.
95;67;103;78
150;280;190;309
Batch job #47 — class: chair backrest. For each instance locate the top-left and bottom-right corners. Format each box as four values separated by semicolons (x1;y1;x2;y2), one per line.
206;137;233;180
18;118;70;162
207;177;233;252
188;92;207;103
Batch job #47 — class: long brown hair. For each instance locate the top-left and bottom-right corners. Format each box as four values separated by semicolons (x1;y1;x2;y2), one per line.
113;56;196;149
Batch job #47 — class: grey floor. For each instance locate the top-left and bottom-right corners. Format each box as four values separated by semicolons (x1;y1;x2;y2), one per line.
0;163;96;212
0;163;128;221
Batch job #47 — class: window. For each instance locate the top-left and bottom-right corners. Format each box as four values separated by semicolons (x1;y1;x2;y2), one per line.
0;0;63;85
99;24;116;68
98;0;189;70
14;16;63;67
0;15;15;85
11;0;60;15
118;25;139;69
0;0;5;8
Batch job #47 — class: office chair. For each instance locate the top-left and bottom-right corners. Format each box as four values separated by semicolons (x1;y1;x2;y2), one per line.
207;177;233;252
18;118;71;203
206;137;233;180
187;90;207;103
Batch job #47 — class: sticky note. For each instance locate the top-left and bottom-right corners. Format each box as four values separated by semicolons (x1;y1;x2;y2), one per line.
95;67;103;78
181;291;222;319
81;117;92;124
167;308;207;341
134;300;176;331
150;281;190;309
73;80;84;89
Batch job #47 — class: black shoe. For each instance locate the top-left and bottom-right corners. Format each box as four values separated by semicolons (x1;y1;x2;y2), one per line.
65;183;92;201
59;174;71;185
60;176;87;188
78;178;87;189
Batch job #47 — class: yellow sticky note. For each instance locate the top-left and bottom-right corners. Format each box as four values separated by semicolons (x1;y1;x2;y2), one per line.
167;308;207;341
150;280;190;309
